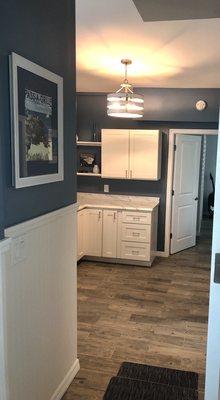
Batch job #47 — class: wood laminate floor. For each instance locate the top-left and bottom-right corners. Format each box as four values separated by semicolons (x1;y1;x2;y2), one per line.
62;220;212;400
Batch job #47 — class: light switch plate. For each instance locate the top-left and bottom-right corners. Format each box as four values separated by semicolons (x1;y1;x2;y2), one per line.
12;235;27;264
104;184;109;193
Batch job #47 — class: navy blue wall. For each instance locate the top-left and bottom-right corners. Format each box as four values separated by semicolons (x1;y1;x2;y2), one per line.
76;92;218;251
0;0;76;238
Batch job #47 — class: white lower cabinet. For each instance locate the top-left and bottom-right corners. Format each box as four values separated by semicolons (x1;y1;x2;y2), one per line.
121;223;151;243
85;209;103;257
77;207;158;266
102;210;118;258
120;242;150;261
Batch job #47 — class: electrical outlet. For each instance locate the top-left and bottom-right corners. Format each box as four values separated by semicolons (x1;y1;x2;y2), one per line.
104;184;109;193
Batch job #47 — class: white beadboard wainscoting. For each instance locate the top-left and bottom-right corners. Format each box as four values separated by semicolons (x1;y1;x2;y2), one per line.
0;204;79;400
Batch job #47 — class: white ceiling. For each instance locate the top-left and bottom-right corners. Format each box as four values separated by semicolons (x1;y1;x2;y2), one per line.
76;0;220;92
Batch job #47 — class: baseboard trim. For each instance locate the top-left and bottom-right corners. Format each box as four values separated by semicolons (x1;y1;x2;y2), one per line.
154;250;169;258
83;255;153;267
50;358;80;400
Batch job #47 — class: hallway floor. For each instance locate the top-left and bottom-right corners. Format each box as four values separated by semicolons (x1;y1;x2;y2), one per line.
63;220;212;400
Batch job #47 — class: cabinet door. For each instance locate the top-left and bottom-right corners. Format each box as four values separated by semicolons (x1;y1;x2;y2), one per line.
77;210;85;261
102;210;117;258
102;129;129;178
86;209;102;256
129;130;161;180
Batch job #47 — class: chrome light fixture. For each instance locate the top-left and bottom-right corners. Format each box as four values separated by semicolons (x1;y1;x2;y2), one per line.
107;59;144;119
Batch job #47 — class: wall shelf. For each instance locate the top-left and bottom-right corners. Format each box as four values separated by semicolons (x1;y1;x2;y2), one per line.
77;172;101;177
77;141;101;147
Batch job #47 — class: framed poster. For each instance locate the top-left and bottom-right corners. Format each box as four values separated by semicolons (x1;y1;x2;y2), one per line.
9;52;64;188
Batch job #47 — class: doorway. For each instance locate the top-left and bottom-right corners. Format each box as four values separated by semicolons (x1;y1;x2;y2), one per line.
165;129;218;256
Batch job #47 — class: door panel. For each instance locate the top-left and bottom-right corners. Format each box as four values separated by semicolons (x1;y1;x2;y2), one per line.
86;209;102;256
171;135;202;254
129;130;161;180
102;210;117;258
101;129;129;178
77;210;85;261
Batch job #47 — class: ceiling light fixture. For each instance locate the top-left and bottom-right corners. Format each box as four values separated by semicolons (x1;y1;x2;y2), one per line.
107;59;144;119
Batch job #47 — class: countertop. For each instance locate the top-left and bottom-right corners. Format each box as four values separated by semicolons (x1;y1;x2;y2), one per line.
77;193;159;212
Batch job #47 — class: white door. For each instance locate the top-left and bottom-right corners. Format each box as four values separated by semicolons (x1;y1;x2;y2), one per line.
205;130;219;400
86;209;102;256
101;129;129;179
77;209;85;261
102;210;117;258
129;130;161;180
171;135;202;254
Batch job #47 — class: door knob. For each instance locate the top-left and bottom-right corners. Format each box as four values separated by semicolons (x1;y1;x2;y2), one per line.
194;197;199;201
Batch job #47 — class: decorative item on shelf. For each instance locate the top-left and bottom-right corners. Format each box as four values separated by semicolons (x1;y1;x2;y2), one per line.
92;122;100;142
93;164;100;174
79;151;95;173
9;52;64;188
107;59;144;119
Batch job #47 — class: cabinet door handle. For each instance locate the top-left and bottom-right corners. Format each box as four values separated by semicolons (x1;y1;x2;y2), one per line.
125;170;128;178
130;170;132;179
114;212;116;221
98;211;101;220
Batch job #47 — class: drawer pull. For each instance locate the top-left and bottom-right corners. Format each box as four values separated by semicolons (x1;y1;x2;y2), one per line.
132;250;139;255
133;217;140;221
132;232;140;236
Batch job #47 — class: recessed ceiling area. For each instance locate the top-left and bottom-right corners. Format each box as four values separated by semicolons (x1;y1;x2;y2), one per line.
133;0;220;22
76;0;220;92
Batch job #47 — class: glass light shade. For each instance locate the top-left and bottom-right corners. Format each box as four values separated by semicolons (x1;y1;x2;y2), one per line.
107;93;144;119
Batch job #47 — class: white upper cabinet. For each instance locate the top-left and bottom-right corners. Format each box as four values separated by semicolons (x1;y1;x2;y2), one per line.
129;130;161;180
101;129;130;179
101;129;161;181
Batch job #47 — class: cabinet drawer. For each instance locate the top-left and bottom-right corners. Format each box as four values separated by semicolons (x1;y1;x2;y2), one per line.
121;224;150;243
122;211;151;225
121;242;150;261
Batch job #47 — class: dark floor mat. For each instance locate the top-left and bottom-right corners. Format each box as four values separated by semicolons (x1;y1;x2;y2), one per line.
117;362;198;389
103;376;198;400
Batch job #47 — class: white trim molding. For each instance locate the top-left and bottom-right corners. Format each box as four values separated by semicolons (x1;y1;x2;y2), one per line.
165;129;219;256
0;238;12;400
50;359;80;400
9;52;64;188
1;205;78;400
5;203;77;237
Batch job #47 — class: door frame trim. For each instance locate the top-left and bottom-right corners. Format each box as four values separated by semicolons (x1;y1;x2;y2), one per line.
164;129;218;257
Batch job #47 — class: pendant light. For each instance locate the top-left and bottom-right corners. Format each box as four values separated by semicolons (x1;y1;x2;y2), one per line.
107;59;144;119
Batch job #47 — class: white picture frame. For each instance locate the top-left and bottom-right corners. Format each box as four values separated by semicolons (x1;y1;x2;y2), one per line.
9;52;64;188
